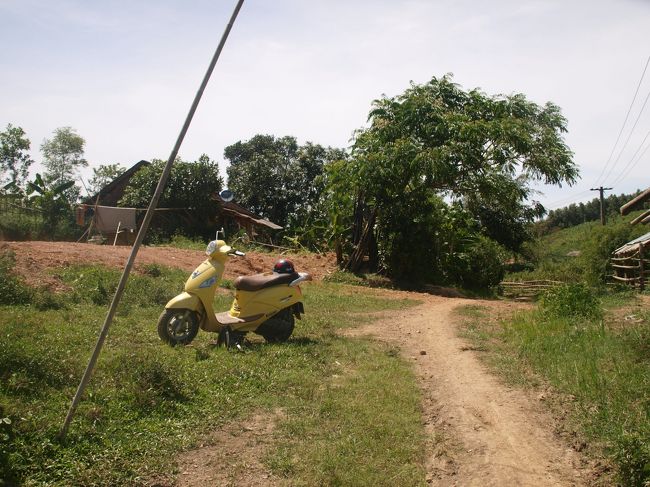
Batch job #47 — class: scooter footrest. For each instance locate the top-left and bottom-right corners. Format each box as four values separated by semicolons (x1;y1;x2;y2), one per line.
215;312;245;325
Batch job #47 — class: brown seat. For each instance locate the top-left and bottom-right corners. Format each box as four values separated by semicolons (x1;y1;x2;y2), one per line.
234;272;299;292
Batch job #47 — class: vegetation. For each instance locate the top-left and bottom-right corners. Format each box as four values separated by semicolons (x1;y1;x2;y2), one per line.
88;163;125;195
458;291;650;486
40;126;87;203
542;190;648;231
509;212;648;285
324;75;577;285
119;155;224;241
224;134;345;230
0;256;425;486
0;124;33;189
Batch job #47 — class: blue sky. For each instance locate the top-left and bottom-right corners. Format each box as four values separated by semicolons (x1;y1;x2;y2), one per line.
1;0;649;209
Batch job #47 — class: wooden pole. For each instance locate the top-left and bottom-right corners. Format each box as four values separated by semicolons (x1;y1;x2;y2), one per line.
590;186;613;225
58;0;245;440
640;242;646;292
113;221;122;246
620;187;650;216
630;209;650;226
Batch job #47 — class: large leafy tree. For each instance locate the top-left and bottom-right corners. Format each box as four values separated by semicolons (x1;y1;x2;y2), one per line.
225;135;346;229
329;75;578;282
119;154;224;239
0;124;33;189
41;127;87;184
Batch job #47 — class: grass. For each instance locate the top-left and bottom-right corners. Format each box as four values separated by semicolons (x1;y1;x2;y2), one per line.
0;259;425;486
456;290;650;486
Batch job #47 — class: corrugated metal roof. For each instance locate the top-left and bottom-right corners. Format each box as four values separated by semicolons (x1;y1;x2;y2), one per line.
613;231;650;255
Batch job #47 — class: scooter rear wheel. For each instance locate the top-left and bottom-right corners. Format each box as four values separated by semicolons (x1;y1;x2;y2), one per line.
157;309;199;346
257;308;295;343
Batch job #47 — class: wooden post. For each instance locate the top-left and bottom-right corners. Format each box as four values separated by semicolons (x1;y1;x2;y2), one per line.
58;0;246;440
113;221;122;246
639;242;645;292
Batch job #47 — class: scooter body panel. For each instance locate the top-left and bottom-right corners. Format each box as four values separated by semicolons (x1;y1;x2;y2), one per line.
229;285;303;332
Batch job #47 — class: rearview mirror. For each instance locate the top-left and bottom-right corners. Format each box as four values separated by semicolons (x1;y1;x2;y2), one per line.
219;189;234;202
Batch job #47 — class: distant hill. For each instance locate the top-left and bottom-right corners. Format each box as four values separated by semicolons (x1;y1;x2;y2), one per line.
540;190;648;232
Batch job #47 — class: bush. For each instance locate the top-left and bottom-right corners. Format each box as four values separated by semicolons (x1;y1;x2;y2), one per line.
613;430;650;487
451;235;507;290
539;283;602;320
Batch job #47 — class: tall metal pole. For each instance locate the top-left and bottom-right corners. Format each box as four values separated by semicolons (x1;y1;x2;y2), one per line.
590;186;613;225
59;0;245;440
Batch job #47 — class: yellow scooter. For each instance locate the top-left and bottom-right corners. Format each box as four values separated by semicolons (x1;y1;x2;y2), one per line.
157;239;311;347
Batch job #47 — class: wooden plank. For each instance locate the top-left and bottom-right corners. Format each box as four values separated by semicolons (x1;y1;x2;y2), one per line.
611;264;641;270
611;275;639;282
630;209;650;226
621;187;650;215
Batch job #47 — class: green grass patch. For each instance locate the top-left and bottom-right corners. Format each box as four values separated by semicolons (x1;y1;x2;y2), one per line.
456;293;650;486
0;262;424;486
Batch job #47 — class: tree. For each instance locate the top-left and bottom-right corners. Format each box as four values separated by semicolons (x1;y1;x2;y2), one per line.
119;154;223;240
0;124;33;189
224;135;345;229
89;163;125;195
41;127;87;185
25;173;75;235
328;75;578;283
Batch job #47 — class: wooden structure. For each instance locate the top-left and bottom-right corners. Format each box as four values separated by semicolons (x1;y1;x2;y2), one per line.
620;187;650;222
610;188;650;290
500;280;563;300
610;232;649;291
79;160;282;244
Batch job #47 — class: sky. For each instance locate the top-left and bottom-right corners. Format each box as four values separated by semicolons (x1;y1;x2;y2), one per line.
1;0;649;210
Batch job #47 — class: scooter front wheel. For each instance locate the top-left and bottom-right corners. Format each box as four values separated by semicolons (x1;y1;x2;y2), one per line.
157;309;199;346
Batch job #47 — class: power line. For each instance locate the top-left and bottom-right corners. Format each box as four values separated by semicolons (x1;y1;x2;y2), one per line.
594;55;650;186
602;87;650;184
545;188;593;210
611;135;650;186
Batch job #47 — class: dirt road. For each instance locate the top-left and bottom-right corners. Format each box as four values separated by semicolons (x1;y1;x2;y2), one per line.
351;293;589;487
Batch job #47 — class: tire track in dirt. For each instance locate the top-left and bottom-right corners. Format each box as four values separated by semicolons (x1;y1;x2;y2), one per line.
349;293;590;487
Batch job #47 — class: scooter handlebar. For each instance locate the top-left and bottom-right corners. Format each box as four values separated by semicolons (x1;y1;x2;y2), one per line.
231;250;246;257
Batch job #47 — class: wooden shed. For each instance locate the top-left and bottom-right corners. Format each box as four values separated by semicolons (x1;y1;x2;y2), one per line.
80;160;282;244
611;232;650;291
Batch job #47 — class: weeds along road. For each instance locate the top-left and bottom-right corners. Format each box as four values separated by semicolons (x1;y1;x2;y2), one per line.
349;293;590;487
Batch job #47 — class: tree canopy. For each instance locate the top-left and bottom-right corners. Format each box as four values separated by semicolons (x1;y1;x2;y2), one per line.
0;124;33;189
119;154;224;240
41;127;87;184
225;135;345;229
327;75;578;284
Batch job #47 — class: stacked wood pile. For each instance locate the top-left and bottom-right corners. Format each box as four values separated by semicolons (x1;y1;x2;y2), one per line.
612;188;650;291
611;235;649;291
500;280;563;300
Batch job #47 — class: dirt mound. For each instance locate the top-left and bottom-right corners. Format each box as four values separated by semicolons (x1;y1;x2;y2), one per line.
1;241;336;290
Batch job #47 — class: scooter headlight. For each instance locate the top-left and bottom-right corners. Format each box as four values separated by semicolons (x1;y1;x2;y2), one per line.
206;240;217;256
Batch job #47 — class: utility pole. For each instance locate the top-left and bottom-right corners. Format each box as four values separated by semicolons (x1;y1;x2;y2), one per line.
590;186;613;225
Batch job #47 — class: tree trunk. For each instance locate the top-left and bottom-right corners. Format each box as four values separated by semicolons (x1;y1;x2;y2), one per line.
346;207;377;273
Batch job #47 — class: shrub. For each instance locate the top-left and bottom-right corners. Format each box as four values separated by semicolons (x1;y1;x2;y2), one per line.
451;235;507;290
539;283;602;320
613;430;650;487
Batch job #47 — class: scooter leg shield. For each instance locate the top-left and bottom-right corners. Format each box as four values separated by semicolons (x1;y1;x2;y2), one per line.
165;292;201;310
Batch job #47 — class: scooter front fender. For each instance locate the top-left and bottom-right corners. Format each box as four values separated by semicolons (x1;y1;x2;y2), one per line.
165;292;201;310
